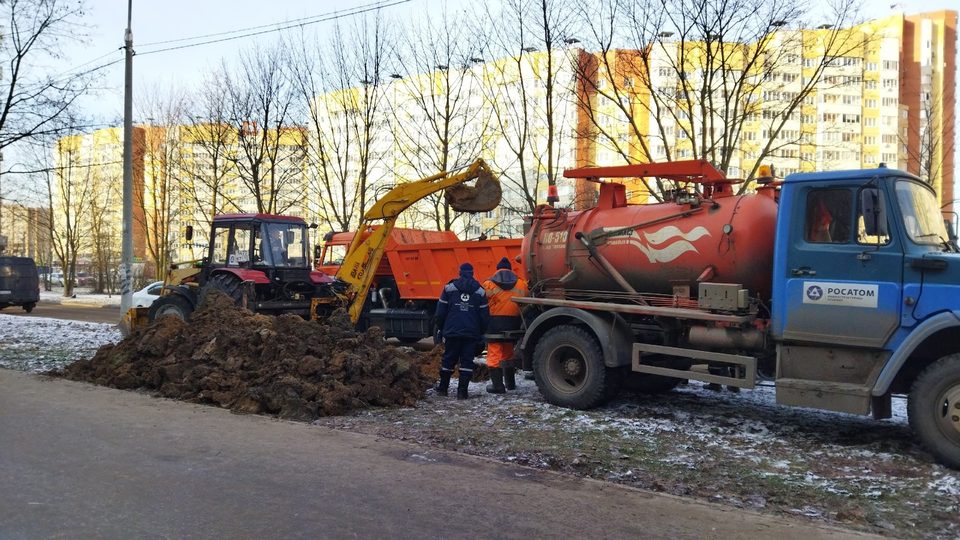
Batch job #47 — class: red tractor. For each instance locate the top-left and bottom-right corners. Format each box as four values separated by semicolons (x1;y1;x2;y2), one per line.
146;213;332;322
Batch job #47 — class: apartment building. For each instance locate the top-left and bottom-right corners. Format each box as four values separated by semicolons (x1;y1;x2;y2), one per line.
55;124;308;276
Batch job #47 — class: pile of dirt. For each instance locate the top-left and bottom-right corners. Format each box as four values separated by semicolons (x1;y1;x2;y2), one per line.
57;292;434;420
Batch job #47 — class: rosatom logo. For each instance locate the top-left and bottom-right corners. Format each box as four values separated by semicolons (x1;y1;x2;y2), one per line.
460;293;470;302
806;285;823;301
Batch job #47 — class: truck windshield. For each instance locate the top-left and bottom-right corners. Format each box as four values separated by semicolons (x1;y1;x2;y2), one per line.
896;181;949;246
261;222;309;268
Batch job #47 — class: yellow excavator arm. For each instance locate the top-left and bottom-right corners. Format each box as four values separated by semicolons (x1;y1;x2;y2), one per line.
335;159;500;324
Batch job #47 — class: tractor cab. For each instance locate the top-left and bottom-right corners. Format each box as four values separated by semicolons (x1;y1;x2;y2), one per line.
204;214;313;286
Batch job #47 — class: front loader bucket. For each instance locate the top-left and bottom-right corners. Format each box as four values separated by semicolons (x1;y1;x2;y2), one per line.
119;306;150;337
445;169;502;213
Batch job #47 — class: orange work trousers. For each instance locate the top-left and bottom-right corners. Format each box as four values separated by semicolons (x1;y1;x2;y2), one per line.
486;342;514;369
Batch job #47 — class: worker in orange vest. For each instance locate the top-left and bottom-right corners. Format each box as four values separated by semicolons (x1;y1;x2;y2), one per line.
481;257;528;394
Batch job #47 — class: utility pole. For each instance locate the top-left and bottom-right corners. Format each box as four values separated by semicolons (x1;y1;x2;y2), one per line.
0;151;4;242
120;0;134;320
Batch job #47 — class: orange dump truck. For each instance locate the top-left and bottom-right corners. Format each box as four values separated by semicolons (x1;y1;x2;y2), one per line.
318;227;523;342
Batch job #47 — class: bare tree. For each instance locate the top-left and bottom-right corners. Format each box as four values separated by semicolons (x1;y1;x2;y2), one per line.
220;46;305;215
179;79;240;260
48;137;94;297
479;0;580;222
903;92;955;193
290;15;392;232
391;8;493;232
137;86;187;280
573;0;867;199
0;0;92;152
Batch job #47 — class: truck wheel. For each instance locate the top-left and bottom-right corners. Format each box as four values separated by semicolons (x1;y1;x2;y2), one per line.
534;325;607;410
908;354;960;468
201;273;244;305
148;295;193;322
23;303;35;313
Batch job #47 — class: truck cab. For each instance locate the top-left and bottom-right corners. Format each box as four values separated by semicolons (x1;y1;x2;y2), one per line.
772;166;960;465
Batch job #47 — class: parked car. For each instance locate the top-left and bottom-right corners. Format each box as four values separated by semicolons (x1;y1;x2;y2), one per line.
0;256;40;312
132;281;164;308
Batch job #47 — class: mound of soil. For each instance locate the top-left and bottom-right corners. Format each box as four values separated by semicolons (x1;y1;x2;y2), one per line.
58;292;434;420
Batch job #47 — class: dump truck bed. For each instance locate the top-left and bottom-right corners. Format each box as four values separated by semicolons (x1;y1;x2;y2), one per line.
385;238;523;300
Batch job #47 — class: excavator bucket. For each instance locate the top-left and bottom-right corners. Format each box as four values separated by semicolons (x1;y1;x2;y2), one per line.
445;168;502;213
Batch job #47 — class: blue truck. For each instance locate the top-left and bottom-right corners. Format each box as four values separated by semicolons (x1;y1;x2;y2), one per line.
514;161;960;468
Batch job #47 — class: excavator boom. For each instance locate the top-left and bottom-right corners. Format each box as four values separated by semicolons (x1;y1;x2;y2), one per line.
335;159;501;324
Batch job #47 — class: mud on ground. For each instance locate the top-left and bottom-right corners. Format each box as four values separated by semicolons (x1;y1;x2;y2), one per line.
57;292;435;420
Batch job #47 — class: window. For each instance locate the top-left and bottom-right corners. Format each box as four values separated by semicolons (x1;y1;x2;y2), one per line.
210;227;230;265
228;226;253;267
805;189;852;243
896;181;949;245
322;244;348;265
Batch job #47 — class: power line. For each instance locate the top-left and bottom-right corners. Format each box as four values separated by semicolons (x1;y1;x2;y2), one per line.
2;160;126;176
138;1;405;48
136;0;410;57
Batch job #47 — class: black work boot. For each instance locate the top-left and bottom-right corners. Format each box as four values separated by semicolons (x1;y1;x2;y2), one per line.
435;370;452;396
486;368;506;394
457;371;472;400
503;367;517;390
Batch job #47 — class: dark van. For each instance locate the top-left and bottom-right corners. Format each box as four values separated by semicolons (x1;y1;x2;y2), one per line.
0;256;40;313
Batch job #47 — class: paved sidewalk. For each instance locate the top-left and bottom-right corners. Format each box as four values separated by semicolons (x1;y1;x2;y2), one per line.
0;370;878;539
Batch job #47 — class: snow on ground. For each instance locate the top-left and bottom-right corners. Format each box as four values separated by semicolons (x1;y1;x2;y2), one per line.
0;314;120;371
39;289;121;307
319;374;960;538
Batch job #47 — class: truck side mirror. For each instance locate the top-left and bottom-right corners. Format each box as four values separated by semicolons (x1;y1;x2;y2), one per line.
185;225;194;242
860;188;888;238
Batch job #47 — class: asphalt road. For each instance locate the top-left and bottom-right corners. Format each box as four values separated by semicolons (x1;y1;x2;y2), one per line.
0;301;121;324
0;370;877;540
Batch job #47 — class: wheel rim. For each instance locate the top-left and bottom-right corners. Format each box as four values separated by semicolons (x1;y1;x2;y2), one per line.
155;303;185;320
934;383;960;445
545;344;589;395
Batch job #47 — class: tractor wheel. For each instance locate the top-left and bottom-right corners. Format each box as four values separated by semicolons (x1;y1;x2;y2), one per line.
148;294;193;322
533;325;607;410
909;354;960;469
201;273;244;306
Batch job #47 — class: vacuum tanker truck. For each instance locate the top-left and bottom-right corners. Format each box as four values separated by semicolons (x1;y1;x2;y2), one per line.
515;159;960;469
